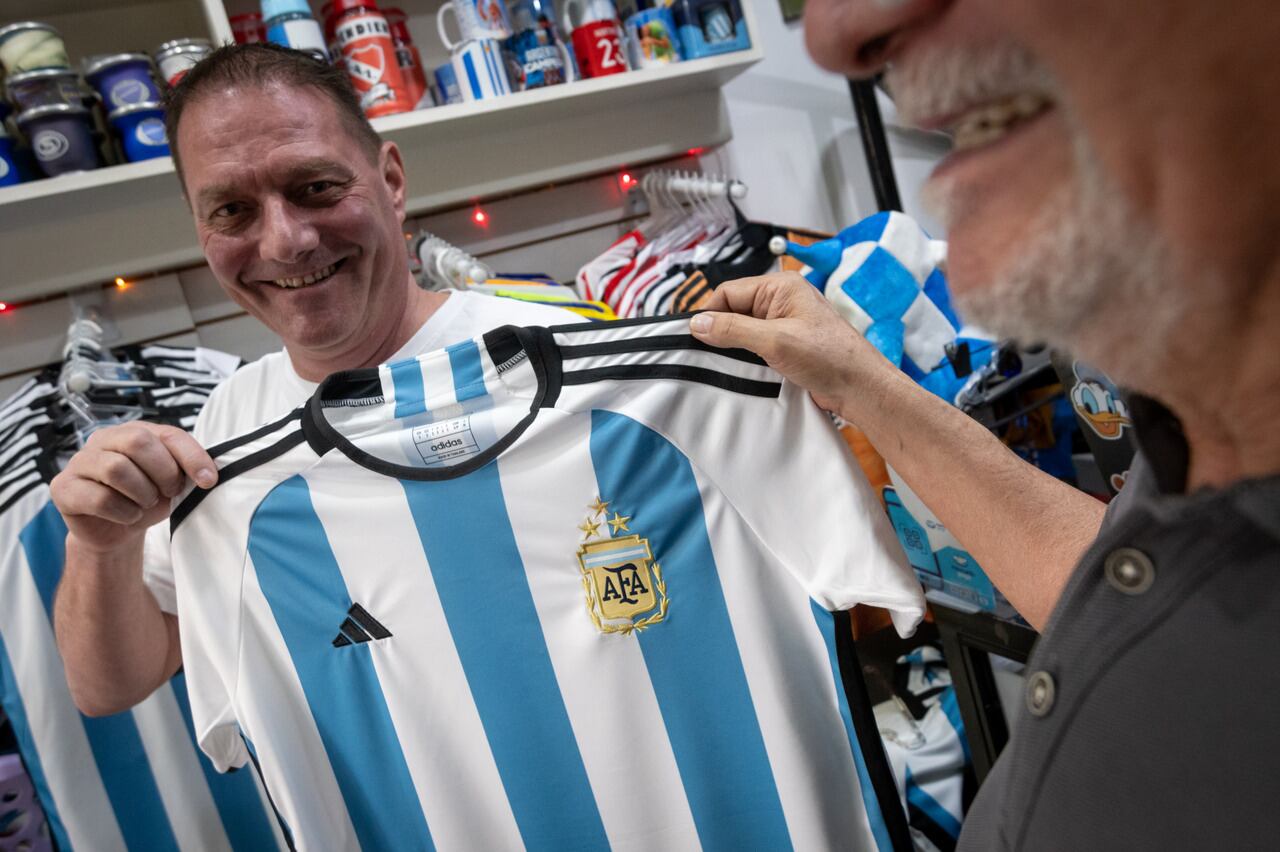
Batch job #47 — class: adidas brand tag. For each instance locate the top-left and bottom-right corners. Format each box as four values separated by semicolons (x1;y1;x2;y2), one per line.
413;415;480;467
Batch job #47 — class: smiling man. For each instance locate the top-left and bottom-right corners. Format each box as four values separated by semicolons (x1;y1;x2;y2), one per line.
691;0;1280;847
50;45;569;717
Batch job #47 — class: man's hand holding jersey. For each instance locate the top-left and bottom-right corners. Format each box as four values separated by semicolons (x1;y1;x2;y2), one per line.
50;422;217;554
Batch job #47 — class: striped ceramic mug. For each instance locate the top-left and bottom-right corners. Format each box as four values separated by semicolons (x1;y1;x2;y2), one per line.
449;38;511;102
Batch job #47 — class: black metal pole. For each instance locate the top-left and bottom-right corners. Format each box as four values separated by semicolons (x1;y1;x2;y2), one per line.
848;79;903;212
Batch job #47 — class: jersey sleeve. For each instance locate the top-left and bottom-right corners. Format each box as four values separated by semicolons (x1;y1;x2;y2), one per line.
140;384;229;615
166;397;256;772
678;377;925;635
170;497;251;772
141;521;177;614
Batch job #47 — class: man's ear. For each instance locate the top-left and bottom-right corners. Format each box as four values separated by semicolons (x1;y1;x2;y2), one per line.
381;141;407;224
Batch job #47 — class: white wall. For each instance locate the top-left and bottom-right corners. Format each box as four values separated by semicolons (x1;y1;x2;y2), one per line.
712;0;947;236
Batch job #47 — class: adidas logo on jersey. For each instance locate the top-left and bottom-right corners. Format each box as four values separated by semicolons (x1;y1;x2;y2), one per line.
332;603;392;647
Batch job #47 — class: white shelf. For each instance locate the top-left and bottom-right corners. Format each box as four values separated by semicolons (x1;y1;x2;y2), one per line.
0;156;174;205
0;0;761;304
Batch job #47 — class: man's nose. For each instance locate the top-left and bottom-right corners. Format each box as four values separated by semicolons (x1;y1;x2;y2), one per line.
804;0;952;79
258;196;319;265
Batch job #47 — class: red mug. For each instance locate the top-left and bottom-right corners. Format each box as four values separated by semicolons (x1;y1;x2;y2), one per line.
571;19;627;78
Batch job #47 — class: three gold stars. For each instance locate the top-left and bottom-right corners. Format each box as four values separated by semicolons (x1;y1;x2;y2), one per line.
582;497;630;540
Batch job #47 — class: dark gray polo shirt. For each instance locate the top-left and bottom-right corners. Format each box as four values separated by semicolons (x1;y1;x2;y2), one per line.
958;398;1280;850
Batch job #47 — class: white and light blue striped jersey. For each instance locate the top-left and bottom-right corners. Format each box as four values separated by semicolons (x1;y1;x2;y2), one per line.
0;460;285;851
169;315;927;851
874;647;972;851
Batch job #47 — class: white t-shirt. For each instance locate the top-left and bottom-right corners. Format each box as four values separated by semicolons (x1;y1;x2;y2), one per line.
143;292;573;612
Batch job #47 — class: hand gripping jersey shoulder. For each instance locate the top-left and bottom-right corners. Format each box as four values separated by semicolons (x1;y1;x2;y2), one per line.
170;315;925;852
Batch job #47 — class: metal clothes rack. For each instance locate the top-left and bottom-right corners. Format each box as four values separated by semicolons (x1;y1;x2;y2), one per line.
410;232;493;290
845;77;1042;787
645;169;749;201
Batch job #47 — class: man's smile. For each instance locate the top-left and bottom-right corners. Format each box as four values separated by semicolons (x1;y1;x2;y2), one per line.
947;92;1054;152
256;257;348;289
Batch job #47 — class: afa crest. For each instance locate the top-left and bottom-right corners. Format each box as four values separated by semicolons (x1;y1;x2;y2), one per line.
577;498;668;635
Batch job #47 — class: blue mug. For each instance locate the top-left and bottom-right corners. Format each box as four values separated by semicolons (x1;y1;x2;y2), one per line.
432;63;463;105
669;0;750;59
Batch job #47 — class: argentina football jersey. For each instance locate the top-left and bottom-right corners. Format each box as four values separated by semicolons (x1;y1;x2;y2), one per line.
0;443;283;851
170;315;927;851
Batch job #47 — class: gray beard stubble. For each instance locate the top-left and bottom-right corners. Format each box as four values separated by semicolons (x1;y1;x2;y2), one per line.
927;116;1185;384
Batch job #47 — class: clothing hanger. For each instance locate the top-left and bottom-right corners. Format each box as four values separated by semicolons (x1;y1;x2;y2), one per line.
55;307;150;448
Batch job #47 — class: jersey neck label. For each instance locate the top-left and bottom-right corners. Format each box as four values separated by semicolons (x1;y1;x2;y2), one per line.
577;496;668;634
413;415;481;467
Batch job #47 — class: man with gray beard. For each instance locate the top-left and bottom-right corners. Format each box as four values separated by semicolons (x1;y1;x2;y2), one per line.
691;0;1279;847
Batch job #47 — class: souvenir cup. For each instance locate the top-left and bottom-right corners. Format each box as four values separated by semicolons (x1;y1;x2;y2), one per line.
6;68;83;111
569;19;627;78
504;0;574;90
0;125;21;187
503;27;574;90
669;0;750;59
15;103;101;177
432;63;463;105
154;38;213;88
436;0;512;51
450;38;510;102
107;101;169;162
0;22;70;75
83;53;162;112
332;0;416;118
230;12;268;44
384;8;429;106
624;7;681;69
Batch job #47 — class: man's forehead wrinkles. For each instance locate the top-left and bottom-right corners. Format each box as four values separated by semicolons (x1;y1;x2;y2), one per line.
194;156;350;202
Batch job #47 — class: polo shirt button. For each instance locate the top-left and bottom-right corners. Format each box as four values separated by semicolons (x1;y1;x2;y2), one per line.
1104;547;1155;595
1026;671;1056;717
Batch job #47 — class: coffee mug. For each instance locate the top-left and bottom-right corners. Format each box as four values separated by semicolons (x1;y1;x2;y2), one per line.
437;0;512;51
624;7;682;69
503;27;575;90
450;38;511;102
570;19;627;78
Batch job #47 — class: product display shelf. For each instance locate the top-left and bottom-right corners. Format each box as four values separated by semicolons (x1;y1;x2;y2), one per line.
0;0;762;305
